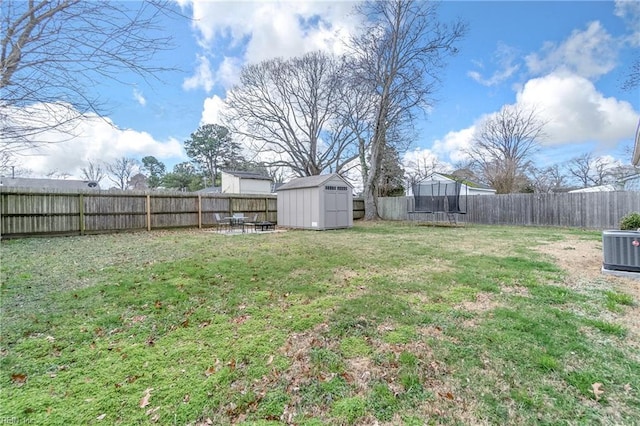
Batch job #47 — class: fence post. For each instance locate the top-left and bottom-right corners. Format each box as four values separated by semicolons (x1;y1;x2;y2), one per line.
146;195;151;231
78;194;85;235
198;195;202;229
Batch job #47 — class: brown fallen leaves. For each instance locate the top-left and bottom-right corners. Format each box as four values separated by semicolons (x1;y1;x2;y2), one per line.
11;373;27;386
139;387;153;408
591;382;604;402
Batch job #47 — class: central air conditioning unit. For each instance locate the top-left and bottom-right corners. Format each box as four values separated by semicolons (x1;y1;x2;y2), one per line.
602;230;640;273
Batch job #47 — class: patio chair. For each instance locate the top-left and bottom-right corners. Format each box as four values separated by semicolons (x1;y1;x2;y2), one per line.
214;213;229;233
244;214;259;233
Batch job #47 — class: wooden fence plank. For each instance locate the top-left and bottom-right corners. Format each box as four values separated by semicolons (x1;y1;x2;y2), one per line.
379;192;640;229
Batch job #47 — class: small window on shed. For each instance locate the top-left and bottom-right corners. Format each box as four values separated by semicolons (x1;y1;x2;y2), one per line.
337;186;348;191
325;185;336;190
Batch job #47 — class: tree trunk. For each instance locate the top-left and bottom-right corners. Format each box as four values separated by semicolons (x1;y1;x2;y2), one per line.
363;127;385;220
363;183;379;220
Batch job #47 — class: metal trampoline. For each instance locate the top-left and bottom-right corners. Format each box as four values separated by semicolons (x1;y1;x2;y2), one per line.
410;178;467;224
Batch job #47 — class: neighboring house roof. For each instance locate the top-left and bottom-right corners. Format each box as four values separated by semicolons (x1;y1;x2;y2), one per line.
0;177;100;190
567;174;640;193
619;174;640;183
621;174;640;191
568;184;621;193
222;170;272;181
196;186;222;194
278;173;353;191
633;119;640;166
272;182;286;192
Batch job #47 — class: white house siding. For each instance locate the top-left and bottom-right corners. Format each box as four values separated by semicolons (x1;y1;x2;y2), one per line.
221;173;240;194
221;171;272;194
240;179;271;194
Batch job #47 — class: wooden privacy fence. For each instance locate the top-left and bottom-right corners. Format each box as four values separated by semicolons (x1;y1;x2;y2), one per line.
1;188;277;238
378;192;640;230
0;188;366;239
7;188;635;237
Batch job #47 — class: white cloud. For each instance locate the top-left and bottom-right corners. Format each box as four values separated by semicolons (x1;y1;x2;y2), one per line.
525;21;617;80
400;128;476;174
216;56;243;90
183;54;215;92
468;42;520;87
6;103;184;179
184;0;356;61
201;95;227;125
431;127;477;164
403;147;450;177
615;0;640;46
133;88;146;106
179;0;358;94
515;72;639;147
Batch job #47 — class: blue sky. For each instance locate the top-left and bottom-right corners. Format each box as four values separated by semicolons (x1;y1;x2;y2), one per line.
19;0;640;185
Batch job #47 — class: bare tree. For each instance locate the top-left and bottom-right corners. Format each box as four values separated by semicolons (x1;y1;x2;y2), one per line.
567;153;593;188
567;152;613;188
622;57;640;92
404;154;442;189
466;105;546;193
1;0;179;160
609;163;639;182
46;170;71;180
0;151;32;177
331;58;379;185
528;164;567;193
224;51;360;177
351;0;466;219
106;157;139;190
81;161;105;184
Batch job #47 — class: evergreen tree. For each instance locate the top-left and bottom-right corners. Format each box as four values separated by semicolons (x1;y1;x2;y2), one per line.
184;124;244;187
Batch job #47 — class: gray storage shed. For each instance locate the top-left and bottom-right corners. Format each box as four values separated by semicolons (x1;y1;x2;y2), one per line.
277;174;353;230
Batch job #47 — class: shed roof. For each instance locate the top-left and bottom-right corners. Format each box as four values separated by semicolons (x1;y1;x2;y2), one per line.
222;170;272;180
277;173;352;191
0;177;100;190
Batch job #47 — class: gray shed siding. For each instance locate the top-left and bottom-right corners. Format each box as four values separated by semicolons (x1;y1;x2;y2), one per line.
277;174;353;230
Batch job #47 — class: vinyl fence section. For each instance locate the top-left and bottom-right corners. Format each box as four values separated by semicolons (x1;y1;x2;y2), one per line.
378;192;640;229
0;188;278;238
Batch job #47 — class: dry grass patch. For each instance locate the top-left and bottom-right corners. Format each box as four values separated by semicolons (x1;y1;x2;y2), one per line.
500;285;530;297
455;291;501;313
534;235;640;352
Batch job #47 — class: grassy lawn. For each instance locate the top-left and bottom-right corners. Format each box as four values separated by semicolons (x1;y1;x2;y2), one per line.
1;222;638;425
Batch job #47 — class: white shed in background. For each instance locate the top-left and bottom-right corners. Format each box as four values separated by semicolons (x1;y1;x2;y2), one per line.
277;174;353;230
221;170;272;194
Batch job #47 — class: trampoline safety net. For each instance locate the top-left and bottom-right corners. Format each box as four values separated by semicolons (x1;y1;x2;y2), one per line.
411;181;467;213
